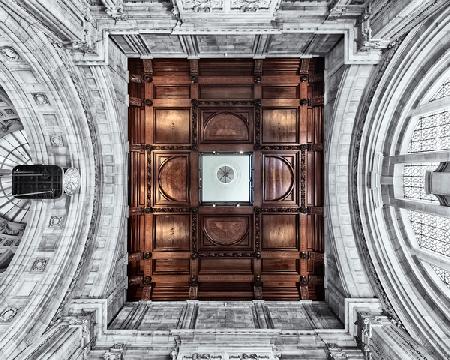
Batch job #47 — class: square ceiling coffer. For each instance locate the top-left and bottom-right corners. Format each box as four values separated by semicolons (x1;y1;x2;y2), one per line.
200;153;253;204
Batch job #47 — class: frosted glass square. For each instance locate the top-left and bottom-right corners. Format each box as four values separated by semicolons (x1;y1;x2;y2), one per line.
200;154;252;203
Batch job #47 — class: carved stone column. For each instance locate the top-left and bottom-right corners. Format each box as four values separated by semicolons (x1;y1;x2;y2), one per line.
101;0;124;19
357;313;436;360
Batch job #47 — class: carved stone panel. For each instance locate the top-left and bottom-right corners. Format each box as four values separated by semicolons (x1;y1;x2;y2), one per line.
199;107;253;143
154;152;191;206
262;153;297;206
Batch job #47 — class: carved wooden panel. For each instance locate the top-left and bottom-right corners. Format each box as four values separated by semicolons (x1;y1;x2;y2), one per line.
154;108;191;144
154;214;190;251
129;150;147;208
262;109;298;144
199;215;253;252
128;58;324;301
154;85;190;99
199;107;253;143
199;259;253;274
262;86;299;99
261;214;298;250
262;259;299;273
305;150;323;207
262;153;298;206
127;213;152;301
153;259;190;274
153;152;190;206
200;85;253;99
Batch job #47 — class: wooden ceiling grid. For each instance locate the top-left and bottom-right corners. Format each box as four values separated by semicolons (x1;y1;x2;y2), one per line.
128;57;324;301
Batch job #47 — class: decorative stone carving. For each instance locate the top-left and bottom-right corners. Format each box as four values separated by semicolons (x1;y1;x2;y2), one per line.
182;0;224;12
31;258;48;272
0;46;20;60
330;347;366;359
182;354;223;360
0;307;18;322
50;135;64;147
0;218;24;236
101;0;127;20
229;353;270;359
174;0;281;22
356;5;390;51
231;0;270;12
103;343;125;360
32;93;50;105
48;216;65;228
63;168;81;196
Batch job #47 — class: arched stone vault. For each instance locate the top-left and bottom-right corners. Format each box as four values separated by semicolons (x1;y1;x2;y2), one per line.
350;5;450;358
0;11;97;359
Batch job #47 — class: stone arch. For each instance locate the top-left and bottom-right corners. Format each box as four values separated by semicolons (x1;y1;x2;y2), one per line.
324;40;376;319
351;7;450;358
0;17;97;359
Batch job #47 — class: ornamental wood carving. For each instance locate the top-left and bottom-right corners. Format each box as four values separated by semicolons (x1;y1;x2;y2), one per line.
200;109;252;143
200;215;253;252
154;153;191;206
128;58;324;301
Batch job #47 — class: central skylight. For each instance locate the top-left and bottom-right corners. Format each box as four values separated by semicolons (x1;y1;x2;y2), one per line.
200;153;252;204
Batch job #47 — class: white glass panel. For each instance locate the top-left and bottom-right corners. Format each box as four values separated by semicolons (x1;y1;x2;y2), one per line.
408;111;450;153
430;80;450;102
430;265;450;288
408;210;450;257
201;154;251;203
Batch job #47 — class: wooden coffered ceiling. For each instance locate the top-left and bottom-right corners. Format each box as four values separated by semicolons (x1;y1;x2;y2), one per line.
128;58;324;301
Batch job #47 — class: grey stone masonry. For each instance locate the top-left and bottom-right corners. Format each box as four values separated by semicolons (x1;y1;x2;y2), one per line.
109;301;344;331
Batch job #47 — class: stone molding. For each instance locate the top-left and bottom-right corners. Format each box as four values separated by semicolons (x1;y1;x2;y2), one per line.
6;1;387;65
67;298;363;357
